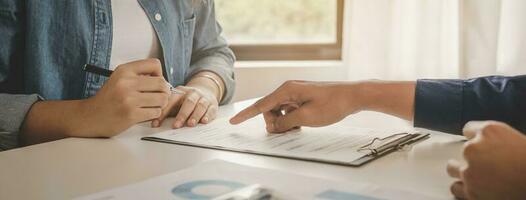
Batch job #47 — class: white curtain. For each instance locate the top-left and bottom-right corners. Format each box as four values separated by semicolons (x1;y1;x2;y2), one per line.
344;0;526;80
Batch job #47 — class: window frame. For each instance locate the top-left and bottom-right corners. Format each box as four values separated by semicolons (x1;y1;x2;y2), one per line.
225;0;344;61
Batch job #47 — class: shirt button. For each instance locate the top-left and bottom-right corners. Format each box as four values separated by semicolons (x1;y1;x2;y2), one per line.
155;13;162;21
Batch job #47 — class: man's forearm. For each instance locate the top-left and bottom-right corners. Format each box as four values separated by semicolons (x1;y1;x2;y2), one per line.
353;81;416;121
20;100;88;145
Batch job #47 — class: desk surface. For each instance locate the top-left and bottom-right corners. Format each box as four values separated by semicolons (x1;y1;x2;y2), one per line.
0;99;464;200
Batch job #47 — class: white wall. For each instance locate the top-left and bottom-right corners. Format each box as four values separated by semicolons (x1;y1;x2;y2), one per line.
232;61;347;102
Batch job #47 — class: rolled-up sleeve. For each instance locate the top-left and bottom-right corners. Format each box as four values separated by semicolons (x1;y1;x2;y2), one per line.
187;0;236;105
0;94;41;150
414;75;526;135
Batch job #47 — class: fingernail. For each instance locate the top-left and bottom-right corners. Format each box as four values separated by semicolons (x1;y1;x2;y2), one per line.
174;121;183;128
202;117;209;123
152;120;160;127
266;122;275;132
188;119;197;126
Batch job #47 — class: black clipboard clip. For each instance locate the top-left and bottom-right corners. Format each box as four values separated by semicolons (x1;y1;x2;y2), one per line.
350;132;430;166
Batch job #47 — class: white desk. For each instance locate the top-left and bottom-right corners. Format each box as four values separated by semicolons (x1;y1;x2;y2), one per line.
0;99;464;200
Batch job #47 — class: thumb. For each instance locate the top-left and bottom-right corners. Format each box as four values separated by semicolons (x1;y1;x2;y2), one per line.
272;108;306;133
462;121;484;139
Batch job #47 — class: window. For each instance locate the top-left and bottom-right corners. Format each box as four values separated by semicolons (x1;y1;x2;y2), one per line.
215;0;344;61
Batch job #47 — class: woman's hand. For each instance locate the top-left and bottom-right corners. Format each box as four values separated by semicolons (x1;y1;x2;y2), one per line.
152;85;219;128
151;71;224;129
21;59;171;144
80;59;170;136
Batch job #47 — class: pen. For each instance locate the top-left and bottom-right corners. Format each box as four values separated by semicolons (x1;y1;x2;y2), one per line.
212;184;274;200
83;64;185;95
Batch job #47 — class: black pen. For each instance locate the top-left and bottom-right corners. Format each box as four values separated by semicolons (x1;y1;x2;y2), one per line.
83;64;184;94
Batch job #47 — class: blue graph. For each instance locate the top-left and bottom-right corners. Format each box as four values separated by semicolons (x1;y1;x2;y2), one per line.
171;179;246;200
316;190;382;200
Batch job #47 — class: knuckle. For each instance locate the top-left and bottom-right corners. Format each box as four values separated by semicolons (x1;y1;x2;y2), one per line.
297;109;311;120
197;98;208;107
114;79;126;88
153;108;162;118
187;87;197;93
209;105;218;113
449;183;457;193
152;58;162;66
177;111;190;119
462;166;475;182
283;80;298;88
481;123;497;132
463;143;478;158
480;121;506;135
159;96;169;107
185;96;199;105
146;58;162;67
206;107;218;118
449;184;455;195
122;107;135;121
156;77;166;87
449;182;463;197
114;64;125;72
115;79;132;91
177;113;188;121
176;86;188;90
121;96;134;107
160;92;170;101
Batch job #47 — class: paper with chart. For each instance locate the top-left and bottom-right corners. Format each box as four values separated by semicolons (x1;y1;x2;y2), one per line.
143;116;417;165
75;159;440;200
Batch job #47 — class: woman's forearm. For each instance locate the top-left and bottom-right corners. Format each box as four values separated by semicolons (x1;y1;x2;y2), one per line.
187;71;226;102
20;59;173;145
19;100;88;145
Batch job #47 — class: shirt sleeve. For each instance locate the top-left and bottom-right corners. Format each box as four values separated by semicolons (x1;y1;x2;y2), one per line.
0;94;41;151
186;0;236;105
414;75;526;135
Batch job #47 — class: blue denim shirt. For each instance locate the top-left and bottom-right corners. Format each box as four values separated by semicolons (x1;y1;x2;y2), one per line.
0;0;235;150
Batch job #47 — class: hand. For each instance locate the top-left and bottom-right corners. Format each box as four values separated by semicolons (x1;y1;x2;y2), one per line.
447;121;526;200
79;59;170;137
229;80;364;133
152;85;219;128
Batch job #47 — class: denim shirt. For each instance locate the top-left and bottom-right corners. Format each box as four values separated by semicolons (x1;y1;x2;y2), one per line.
0;0;235;150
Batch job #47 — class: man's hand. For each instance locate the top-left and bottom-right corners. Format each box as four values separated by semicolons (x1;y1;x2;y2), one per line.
230;80;416;133
447;121;526;200
76;59;170;137
230;81;363;133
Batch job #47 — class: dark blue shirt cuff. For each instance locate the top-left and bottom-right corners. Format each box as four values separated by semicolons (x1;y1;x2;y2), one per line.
414;79;464;134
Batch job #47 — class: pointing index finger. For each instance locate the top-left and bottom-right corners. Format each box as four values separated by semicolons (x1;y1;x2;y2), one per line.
230;91;287;125
229;104;263;125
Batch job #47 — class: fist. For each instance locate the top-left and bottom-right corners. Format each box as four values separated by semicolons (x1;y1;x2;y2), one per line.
447;121;526;200
82;59;170;137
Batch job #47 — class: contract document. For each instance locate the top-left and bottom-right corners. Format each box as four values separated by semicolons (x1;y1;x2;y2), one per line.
143;116;429;166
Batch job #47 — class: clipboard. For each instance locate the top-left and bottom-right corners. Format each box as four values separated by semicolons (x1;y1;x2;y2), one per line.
350;132;430;166
143;132;429;167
